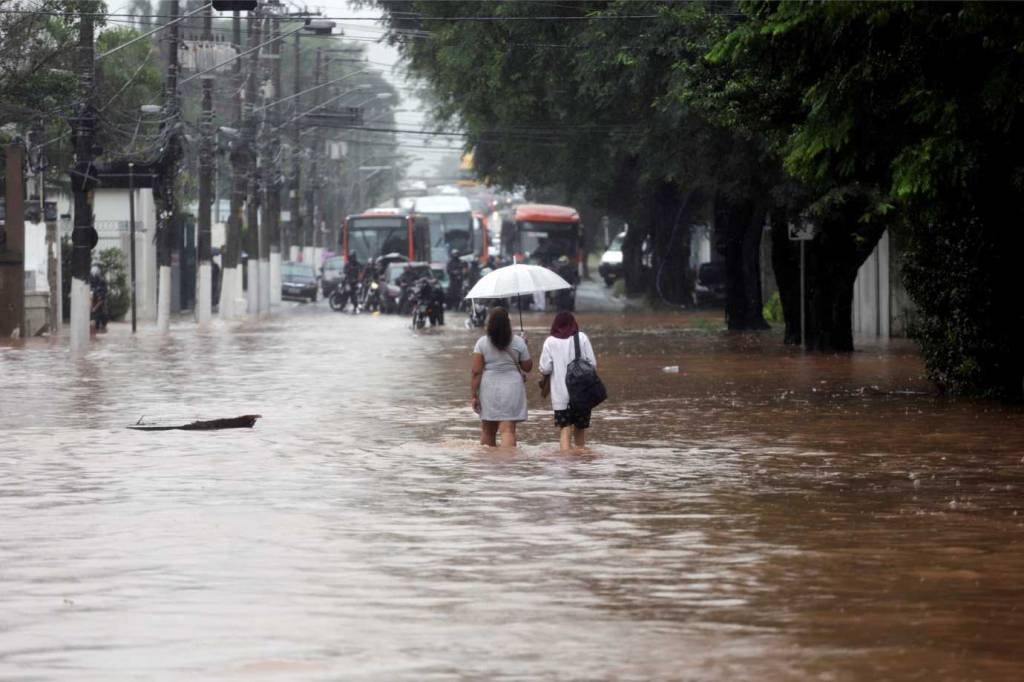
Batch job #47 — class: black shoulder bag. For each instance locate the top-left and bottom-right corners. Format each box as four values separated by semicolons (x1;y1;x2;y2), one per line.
565;332;607;411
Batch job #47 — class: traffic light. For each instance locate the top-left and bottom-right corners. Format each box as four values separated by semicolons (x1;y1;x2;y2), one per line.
212;1;257;10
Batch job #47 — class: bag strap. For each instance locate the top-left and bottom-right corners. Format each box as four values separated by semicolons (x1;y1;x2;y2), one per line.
573;332;581;360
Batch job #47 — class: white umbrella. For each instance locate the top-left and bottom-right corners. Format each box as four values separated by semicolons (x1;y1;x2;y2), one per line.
464;263;572;330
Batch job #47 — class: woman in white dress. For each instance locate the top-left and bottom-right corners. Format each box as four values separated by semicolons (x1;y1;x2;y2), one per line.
470;307;532;447
539;312;597;451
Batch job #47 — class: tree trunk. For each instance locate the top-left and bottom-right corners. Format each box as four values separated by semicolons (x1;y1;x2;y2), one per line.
647;183;694;306
770;210;801;344
714;194;769;330
802;210;885;352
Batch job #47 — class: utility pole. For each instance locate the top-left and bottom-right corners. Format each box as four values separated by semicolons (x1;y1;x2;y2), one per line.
266;10;283;306
68;3;99;351
155;0;182;333
222;10;245;318
196;2;215;325
289;29;302;262
305;47;322;265
243;5;263;317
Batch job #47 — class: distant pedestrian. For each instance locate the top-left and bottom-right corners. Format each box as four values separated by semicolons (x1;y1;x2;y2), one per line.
470;306;532;447
539;311;597;451
89;264;109;333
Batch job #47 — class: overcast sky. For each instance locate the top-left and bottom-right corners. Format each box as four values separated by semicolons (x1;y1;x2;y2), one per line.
105;0;463;176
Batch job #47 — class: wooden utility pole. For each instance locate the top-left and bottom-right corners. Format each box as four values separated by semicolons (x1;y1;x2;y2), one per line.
69;4;99;351
196;2;215;325
306;47;322;259
223;9;245;318
243;6;263;316
155;0;182;332
289;29;302;260
265;11;283;305
0;144;26;338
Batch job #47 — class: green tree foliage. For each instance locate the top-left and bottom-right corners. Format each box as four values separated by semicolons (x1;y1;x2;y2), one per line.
377;0;771;325
716;1;1024;397
94;26;163;161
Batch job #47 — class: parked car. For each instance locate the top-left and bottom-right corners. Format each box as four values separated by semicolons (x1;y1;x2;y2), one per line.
281;261;318;302
693;261;726;307
320;256;343;297
598;231;626;287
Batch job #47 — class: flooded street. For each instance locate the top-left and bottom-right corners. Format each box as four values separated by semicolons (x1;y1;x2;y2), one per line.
2;304;1023;680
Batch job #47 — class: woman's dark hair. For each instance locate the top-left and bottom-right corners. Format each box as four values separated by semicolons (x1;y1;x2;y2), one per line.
486;306;513;350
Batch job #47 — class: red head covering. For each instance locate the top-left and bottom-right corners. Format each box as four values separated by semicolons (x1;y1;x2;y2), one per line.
550;311;579;339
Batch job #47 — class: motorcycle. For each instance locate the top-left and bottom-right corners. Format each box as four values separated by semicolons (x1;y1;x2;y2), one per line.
328;280;357;312
464;300;488;329
358;277;382;313
410;277;445;329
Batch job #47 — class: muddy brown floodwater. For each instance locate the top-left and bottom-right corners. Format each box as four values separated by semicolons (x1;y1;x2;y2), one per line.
1;305;1023;680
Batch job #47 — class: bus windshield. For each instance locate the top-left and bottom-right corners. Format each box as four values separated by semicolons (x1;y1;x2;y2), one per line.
420;212;473;262
347;217;409;262
516;220;578;264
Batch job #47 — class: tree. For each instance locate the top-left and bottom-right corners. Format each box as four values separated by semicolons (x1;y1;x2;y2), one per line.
714;1;1024;395
376;0;771;326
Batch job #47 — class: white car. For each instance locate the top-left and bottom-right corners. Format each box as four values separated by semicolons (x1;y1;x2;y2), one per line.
599;231;626;286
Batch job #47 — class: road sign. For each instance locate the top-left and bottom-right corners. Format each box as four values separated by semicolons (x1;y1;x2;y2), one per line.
788;220;815;241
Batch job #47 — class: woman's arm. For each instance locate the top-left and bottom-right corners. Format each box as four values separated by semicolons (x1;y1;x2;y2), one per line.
583;334;597;368
470;352;484;413
538;339;552;375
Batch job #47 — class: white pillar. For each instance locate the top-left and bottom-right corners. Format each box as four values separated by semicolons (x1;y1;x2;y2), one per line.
69;277;91;353
270;250;282;305
157;265;171;332
197;262;212;325
289;245;299;261
258;257;271;314
220;266;236;319
246;258;259;317
302;246;314;265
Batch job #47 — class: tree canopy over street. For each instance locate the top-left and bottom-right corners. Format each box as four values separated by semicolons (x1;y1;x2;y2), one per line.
377;0;1024;400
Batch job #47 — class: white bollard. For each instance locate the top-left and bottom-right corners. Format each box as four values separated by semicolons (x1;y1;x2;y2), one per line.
270;250;282;305
197;262;212;326
220;266;236;319
69;277;91;353
246;258;259;318
156;265;171;332
258;257;271;314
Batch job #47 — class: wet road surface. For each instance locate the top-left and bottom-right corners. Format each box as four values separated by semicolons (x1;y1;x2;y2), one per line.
1;303;1023;680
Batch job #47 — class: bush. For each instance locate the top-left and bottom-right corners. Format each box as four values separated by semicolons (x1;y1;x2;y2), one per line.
97;248;130;321
902;214;1024;401
762;290;783;323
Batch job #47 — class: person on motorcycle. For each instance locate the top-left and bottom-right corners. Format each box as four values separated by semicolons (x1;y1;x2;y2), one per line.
446;250;465;310
342;252;362;312
554;255;577;311
89;264;110;332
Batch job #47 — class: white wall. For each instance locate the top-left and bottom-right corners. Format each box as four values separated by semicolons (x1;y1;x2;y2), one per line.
853;229;891;338
92;188;159;322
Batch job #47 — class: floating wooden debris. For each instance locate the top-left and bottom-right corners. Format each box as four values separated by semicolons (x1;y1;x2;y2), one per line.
127;415;261;431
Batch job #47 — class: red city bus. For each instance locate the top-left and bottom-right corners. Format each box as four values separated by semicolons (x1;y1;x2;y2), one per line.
503;203;582;268
342;209;431;265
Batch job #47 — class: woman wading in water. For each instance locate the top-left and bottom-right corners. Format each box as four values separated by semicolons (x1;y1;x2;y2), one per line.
470;307;532;447
539;312;597;451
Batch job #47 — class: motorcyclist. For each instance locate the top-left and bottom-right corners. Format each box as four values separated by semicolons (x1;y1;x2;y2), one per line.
342;252;362;312
89;264;110;332
446;249;465;309
553;255;577;311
